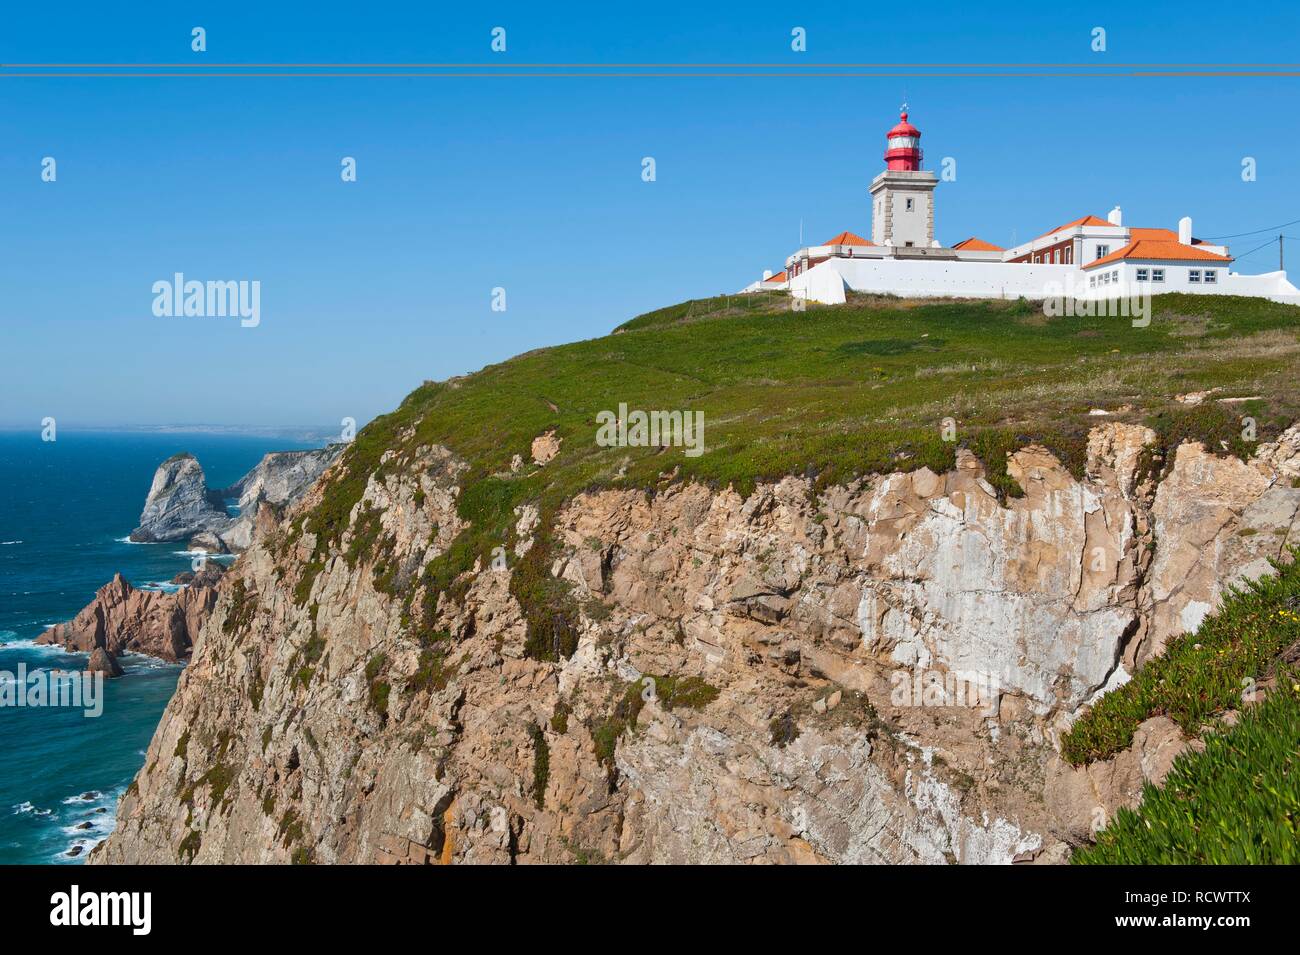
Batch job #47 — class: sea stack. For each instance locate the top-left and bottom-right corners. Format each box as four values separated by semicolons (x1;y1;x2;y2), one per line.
86;647;124;678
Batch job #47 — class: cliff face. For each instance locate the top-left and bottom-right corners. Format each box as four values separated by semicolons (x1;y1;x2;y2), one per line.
93;422;1300;865
218;447;345;551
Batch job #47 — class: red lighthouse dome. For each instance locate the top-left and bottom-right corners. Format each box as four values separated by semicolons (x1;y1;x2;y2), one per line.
884;109;923;171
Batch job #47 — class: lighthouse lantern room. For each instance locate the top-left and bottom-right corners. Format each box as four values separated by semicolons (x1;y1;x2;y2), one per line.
884;111;924;170
869;106;939;249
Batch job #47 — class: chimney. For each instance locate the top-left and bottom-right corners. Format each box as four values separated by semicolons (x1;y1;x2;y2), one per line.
1107;205;1123;226
763;269;773;281
1178;216;1193;245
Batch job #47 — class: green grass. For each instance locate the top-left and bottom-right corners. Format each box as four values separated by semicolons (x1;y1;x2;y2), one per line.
1074;677;1300;864
291;292;1299;661
1062;550;1300;765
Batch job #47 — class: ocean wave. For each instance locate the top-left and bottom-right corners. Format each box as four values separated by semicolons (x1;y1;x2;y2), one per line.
61;790;105;806
52;789;121;862
0;540;22;545
113;536;146;545
138;581;184;593
121;655;182;673
12;801;53;817
61;812;115;838
0;638;75;658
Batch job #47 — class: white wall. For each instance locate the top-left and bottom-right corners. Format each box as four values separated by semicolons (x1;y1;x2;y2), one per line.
1092;264;1300;302
775;256;1300;307
792;257;1076;303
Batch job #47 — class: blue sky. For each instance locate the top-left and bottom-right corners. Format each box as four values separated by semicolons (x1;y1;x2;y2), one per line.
1;1;1298;428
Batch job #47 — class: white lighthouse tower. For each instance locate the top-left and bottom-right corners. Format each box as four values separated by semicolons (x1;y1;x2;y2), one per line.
869;107;939;249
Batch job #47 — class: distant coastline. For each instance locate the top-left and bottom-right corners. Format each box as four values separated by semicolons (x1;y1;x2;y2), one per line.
0;424;344;443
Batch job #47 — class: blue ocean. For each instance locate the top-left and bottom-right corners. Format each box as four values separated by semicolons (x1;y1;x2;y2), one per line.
0;430;318;864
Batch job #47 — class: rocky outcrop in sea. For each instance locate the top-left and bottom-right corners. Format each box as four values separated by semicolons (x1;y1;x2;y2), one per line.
130;445;344;550
41;443;344;669
37;563;227;664
128;453;228;544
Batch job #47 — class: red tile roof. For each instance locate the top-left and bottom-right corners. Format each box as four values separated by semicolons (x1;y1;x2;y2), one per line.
767;270;788;283
822;231;873;246
1033;214;1112;241
1083;239;1233;270
952;237;1004;252
1128;227;1180;241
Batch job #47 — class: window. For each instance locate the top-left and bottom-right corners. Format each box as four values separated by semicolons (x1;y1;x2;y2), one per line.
906;197;915;212
1089;275;1096;288
1152;269;1165;283
1189;269;1201;283
1102;271;1111;284
1204;269;1218;284
1051;250;1058;263
1096;245;1110;260
1136;268;1149;281
1112;271;1119;283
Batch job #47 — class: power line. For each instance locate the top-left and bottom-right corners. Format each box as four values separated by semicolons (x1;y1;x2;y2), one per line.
1230;236;1282;260
1201;217;1300;240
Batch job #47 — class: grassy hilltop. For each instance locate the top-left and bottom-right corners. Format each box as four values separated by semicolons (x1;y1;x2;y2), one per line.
342;290;1299;512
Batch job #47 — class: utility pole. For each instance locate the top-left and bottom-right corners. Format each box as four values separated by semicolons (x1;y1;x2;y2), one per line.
1281;234;1285;272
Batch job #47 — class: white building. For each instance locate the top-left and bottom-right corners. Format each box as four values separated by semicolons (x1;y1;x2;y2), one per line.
742;111;1299;306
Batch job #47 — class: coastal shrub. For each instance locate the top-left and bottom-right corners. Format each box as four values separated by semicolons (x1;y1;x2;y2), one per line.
530;723;549;809
1063;549;1300;765
1075;678;1300;864
1135;402;1263;488
292;560;323;607
365;653;390;717
248;670;264;710
408;647;454;695
223;578;259;635
590;674;719;771
278;808;304;848
177;829;201;863
550;699;571;735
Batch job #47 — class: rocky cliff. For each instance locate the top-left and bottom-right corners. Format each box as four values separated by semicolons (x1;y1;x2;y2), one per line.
91;420;1300;865
37;563;226;664
218;447;346;551
130;445;343;550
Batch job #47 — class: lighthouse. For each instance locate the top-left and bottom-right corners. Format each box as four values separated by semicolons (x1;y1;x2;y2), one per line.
869;106;939;249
